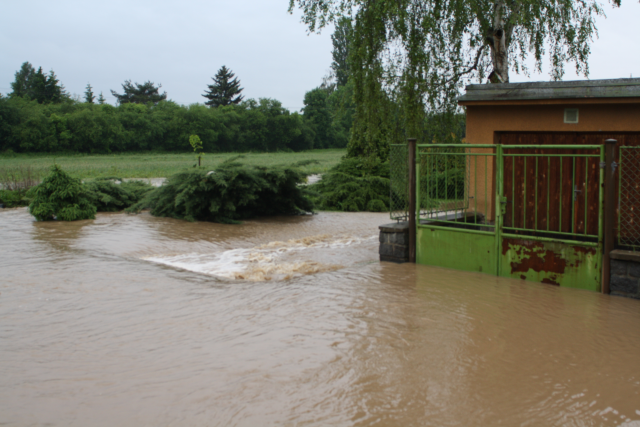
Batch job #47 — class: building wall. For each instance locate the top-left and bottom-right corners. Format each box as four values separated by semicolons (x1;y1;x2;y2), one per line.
464;101;640;146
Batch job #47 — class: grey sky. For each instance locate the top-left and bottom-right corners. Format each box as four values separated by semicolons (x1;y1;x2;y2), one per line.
1;0;334;111
1;1;639;111
510;1;640;83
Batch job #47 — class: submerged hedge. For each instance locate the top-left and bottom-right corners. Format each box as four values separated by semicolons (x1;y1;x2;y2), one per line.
28;166;154;220
25;162;313;223
127;162;314;223
85;178;154;212
25;157;392;221
309;157;390;212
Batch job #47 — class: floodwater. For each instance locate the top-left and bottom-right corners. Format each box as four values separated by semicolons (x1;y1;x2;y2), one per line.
1;208;639;427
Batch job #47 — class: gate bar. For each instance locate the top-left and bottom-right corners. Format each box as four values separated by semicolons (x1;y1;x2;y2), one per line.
408;138;417;263
602;139;617;294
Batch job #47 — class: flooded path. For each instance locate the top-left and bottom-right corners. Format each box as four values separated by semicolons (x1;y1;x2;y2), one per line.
1;208;639;426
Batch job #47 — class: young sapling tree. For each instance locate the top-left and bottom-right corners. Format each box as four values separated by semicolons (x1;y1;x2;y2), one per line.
189;134;205;167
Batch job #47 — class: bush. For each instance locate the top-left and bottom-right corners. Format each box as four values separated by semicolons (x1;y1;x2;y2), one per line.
29;165;96;221
85;178;154;212
309;156;390;212
0;189;28;207
128;162;314;223
27;167;154;220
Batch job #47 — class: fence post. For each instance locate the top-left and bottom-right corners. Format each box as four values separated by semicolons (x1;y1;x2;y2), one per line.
602;139;617;294
408;138;417;263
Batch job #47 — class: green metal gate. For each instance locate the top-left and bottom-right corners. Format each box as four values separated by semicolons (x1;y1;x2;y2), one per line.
412;143;605;291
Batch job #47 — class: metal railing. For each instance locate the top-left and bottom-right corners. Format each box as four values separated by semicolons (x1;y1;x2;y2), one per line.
390;143;409;221
618;146;640;250
501;145;603;244
417;144;496;230
410;144;604;244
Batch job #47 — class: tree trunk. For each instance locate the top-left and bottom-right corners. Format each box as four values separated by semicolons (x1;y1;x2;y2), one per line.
488;1;509;83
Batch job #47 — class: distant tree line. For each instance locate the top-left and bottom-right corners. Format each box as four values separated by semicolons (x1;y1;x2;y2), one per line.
0;63;351;154
0;96;329;153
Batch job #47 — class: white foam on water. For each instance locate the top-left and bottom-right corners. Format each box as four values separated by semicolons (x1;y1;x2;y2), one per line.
144;234;377;281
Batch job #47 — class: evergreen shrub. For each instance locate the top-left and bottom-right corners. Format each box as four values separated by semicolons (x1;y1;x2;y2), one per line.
128;162;314;223
309;157;390;212
29;165;96;221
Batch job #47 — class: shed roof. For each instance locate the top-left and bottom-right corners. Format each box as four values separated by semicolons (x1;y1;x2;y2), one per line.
458;78;640;104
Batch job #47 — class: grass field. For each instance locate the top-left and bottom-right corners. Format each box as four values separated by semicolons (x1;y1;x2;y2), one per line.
0;150;346;181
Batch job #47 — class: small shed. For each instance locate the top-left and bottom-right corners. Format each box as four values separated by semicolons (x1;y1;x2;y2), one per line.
459;78;640;222
410;78;640;294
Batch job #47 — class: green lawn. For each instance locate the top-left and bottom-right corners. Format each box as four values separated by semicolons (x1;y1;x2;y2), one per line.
0;149;346;180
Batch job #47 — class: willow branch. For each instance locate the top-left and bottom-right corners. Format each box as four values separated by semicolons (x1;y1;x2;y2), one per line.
443;45;486;84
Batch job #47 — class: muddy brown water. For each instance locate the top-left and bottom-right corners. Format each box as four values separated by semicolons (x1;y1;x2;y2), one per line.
1;208;639;426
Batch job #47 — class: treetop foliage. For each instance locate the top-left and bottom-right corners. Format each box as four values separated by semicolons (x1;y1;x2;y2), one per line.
331;17;353;87
84;83;95;104
10;62;68;104
203;66;244;107
10;62;36;99
111;80;167;105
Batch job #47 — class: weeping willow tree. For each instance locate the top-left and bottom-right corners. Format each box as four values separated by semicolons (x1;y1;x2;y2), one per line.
290;0;622;159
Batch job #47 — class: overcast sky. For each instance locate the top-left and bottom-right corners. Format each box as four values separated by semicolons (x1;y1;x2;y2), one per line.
1;0;639;111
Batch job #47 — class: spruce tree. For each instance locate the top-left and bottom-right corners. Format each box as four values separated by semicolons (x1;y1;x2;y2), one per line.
29;165;96;221
9;62;36;98
111;80;167;105
202;66;244;107
84;83;95;103
9;63;66;103
97;92;106;104
43;70;66;103
31;67;47;103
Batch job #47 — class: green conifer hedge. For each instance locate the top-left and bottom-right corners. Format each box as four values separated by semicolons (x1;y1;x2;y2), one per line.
309;157;390;212
27;166;154;220
85;179;154;212
128;162;314;223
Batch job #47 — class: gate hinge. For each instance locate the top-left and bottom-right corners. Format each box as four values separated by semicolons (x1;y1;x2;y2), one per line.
600;161;619;172
500;196;508;215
